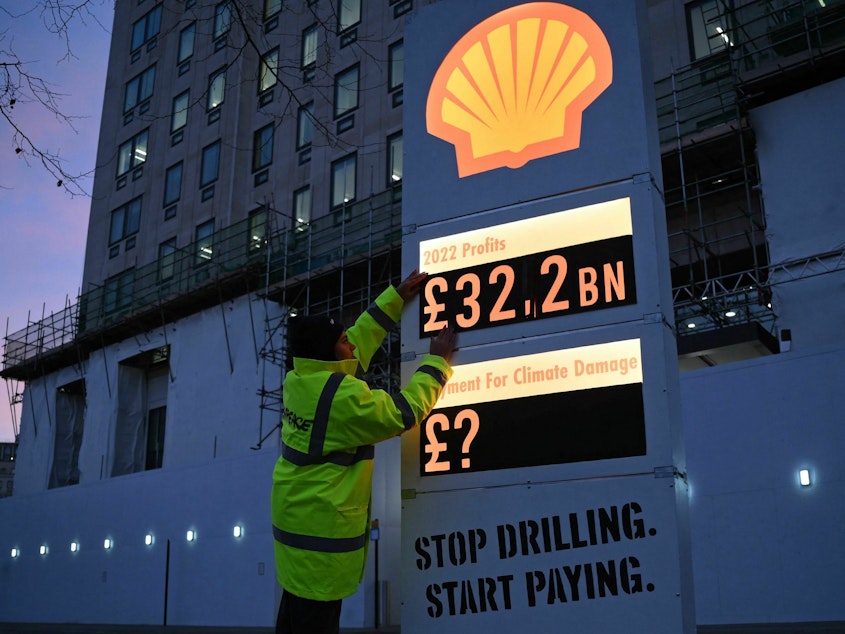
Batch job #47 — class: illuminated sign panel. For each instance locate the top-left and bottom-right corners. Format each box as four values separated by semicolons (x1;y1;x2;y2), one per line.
426;2;613;177
421;340;645;475
419;198;635;336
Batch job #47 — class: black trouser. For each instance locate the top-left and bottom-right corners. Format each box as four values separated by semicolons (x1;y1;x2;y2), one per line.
276;589;343;634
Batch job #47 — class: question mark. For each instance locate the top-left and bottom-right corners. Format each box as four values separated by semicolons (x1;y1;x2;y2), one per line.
453;409;480;469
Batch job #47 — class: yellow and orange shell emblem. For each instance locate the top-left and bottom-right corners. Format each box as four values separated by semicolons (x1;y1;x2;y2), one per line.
426;2;613;178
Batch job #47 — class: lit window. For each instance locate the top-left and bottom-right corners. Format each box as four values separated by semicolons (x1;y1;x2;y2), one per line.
293;186;311;232
131;4;162;52
331;154;356;208
208;68;226;111
195;220;215;265
687;0;729;61
259;48;279;93
388;133;403;185
117;129;149;177
110;196;142;245
334;65;359;118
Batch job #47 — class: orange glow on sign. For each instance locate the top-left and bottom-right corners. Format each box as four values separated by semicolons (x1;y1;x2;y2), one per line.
427;2;613;177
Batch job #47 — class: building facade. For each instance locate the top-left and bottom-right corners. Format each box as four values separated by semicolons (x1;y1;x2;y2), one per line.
1;0;844;629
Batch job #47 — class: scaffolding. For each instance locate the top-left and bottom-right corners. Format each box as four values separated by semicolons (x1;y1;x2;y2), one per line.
4;0;845;436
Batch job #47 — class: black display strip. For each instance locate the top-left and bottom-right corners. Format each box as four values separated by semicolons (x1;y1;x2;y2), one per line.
420;383;646;476
419;235;636;337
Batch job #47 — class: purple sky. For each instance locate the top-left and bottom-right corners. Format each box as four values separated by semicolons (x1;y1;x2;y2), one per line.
0;2;114;442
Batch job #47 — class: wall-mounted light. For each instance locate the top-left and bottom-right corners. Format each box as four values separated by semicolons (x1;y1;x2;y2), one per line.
725;310;737;318
186;530;196;542
70;541;80;553
103;538;113;550
233;525;243;538
145;534;155;546
39;545;49;556
11;548;19;558
799;469;812;487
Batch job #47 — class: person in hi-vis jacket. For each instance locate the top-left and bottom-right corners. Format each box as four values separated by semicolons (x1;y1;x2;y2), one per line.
271;270;456;634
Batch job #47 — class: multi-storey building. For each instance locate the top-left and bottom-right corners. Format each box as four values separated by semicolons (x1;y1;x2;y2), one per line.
1;0;844;629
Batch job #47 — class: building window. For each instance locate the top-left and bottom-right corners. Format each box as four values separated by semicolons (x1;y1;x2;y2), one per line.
301;24;317;80
164;162;183;209
207;67;226;112
177;22;196;72
264;0;282;20
334;64;359;118
248;207;267;254
117;130;149;177
171;91;189;141
331;154;356;209
388;39;404;105
253;124;274;172
687;0;729;61
200;140;221;188
109;196;142;246
294;186;311;232
297;102;314;150
388;133;403;186
104;269;135;314
49;379;85;489
338;0;361;32
195;219;215;265
158;238;177;282
259;48;279;93
112;348;170;476
131;4;162;52
124;64;156;114
214;1;233;40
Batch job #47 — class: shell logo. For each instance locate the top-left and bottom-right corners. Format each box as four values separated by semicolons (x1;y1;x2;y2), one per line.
426;2;613;178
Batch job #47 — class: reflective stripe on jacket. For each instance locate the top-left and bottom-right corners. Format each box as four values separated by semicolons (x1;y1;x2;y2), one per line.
271;285;451;601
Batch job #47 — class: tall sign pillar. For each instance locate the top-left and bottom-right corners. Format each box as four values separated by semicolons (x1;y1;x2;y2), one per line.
401;2;695;633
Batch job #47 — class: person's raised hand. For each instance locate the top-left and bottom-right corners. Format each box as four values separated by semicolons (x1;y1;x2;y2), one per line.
397;269;428;301
429;325;457;363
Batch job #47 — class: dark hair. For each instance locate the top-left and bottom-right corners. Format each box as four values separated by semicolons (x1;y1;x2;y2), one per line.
286;315;344;369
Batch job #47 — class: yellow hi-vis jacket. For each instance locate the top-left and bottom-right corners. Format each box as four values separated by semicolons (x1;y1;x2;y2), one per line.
271;285;451;601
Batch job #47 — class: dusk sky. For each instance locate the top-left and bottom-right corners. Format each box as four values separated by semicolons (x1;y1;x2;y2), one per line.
0;1;114;442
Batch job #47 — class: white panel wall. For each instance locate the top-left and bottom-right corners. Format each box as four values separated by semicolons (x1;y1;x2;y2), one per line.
681;344;845;625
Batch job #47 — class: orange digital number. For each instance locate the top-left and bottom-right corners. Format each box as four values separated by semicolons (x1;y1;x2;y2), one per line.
455;272;481;329
423;413;450;473
423;277;449;332
489;264;516;322
540;254;570;314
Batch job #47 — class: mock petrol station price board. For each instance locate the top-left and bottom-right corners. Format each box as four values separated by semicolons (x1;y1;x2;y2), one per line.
420;339;645;476
418;197;636;337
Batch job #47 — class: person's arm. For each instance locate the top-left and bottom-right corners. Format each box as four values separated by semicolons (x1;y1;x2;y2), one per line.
345;270;428;371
